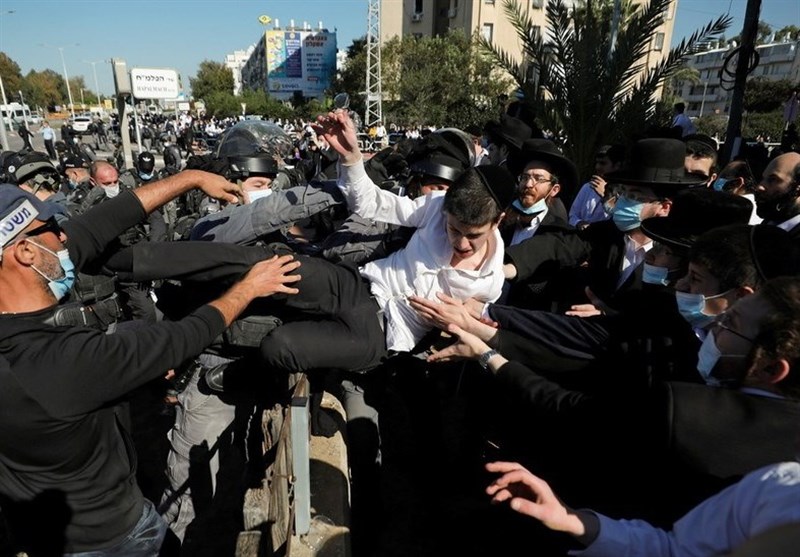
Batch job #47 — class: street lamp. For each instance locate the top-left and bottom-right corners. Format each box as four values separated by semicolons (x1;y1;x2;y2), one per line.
83;60;103;108
41;43;79;118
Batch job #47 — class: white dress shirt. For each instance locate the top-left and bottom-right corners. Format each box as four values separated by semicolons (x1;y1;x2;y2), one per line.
338;160;505;352
510;208;548;246
616;234;652;290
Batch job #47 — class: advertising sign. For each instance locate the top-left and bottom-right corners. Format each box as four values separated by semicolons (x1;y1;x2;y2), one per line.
131;68;180;100
266;30;337;99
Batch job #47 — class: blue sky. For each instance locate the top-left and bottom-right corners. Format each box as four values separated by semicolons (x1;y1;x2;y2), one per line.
0;0;798;98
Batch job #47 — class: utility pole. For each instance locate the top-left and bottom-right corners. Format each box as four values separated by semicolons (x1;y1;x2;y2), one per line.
364;0;383;129
720;0;761;165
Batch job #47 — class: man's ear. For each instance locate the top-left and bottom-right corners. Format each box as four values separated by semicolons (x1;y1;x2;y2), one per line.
754;358;791;385
549;184;561;198
495;211;506;226
735;285;756;300
657;199;672;217
10;239;37;267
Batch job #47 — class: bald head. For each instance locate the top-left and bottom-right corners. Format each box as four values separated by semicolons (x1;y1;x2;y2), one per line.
755;152;800;222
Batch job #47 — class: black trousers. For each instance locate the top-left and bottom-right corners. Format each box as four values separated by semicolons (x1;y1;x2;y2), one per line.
259;255;387;374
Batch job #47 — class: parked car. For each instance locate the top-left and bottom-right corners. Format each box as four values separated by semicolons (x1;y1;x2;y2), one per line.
70;115;93;134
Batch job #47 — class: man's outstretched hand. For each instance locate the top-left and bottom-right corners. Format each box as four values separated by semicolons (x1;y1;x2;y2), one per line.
312;110;362;165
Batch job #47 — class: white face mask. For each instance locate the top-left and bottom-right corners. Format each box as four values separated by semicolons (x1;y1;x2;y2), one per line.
246;188;272;203
104;184;120;198
696;329;748;387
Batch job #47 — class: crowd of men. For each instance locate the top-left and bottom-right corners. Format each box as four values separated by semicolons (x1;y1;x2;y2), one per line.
0;98;799;557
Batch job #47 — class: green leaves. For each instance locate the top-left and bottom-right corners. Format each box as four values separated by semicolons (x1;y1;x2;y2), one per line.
479;0;730;180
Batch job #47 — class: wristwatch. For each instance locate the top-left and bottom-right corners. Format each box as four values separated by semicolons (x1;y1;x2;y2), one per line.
478;349;499;370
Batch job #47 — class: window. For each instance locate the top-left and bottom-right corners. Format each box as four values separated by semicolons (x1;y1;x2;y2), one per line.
653;32;665;51
664;1;674;20
485;0;495;4
415;0;424;13
481;23;494;42
532;0;544;8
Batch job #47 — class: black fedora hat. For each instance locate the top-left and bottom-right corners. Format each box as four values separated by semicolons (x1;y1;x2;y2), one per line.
607;138;706;190
483;114;532;151
641;188;753;251
508;138;579;195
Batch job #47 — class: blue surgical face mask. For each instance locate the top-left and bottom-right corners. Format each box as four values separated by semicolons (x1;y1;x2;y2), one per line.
29;242;76;301
139;172;153;181
675;289;731;329
711;178;729;192
642;263;671;286
696;329;748;387
611;196;646;231
696;330;722;386
513;197;548;215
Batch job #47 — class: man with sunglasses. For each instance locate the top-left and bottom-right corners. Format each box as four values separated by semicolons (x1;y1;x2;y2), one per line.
0;174;303;556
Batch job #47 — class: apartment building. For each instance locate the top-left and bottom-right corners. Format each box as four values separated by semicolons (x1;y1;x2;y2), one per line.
225;45;256;97
676;38;800;117
380;0;676;86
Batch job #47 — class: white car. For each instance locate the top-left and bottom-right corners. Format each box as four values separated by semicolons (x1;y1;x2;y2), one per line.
71;115;93;134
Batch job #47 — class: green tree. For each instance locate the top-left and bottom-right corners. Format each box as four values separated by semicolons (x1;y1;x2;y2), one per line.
0;53;24;98
775;25;800;41
756;20;772;44
744;78;796;113
22;69;63;112
380;31;512;129
694;114;728;138
190;60;235;102
743;110;784;141
478;0;730;178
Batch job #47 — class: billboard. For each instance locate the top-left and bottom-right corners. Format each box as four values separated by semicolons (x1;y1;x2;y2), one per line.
131;68;180;100
266;30;337;100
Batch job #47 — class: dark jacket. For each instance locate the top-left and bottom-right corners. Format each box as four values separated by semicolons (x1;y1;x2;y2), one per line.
505;219;644;309
0;192;231;553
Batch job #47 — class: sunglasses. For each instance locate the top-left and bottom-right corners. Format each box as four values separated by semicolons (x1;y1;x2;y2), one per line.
26;218;63;239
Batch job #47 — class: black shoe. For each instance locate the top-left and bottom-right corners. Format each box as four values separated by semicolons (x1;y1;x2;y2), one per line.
200;363;227;393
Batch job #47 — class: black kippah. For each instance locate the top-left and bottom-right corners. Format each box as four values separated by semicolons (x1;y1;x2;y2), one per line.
474;165;516;210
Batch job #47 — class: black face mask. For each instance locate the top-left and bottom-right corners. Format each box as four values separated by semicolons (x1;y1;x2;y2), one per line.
756;185;800;222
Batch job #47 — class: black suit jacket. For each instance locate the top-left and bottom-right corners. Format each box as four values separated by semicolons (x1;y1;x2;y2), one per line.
505;219;644;309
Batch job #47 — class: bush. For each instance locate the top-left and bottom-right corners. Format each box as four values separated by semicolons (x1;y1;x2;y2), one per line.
742;110;786;142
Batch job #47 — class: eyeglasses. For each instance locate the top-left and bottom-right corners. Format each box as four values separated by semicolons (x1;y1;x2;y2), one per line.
713;312;756;344
518;173;554;186
25;218;63;239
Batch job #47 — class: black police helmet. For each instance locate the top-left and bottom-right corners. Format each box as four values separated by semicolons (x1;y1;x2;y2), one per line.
227;153;279;178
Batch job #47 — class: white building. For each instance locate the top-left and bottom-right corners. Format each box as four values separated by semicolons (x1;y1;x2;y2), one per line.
225;45;257;96
675;38;800;118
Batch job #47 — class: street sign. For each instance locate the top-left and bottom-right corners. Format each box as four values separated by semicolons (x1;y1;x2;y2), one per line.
131;68;180;100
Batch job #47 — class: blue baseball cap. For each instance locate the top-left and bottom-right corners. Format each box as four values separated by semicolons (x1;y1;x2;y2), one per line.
0;183;62;250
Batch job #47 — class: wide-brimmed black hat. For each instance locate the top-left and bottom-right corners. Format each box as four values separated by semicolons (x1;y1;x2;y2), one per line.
483;114;532;151
507;138;579;195
641;188;753;250
606;138;707;191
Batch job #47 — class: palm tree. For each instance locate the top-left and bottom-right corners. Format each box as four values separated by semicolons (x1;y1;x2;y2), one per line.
478;0;730;179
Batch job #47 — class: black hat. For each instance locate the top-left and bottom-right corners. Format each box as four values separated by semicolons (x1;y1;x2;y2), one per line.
640;189;753;250
606;138;707;191
508;138;579;195
474;165;516;210
407;129;474;183
61;153;87;173
483;114;532;151
137;151;156;173
684;133;718;154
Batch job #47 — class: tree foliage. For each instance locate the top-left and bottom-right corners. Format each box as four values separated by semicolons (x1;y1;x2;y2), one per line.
744;78;797;113
22;69;63;111
0;53;24;96
190;60;235;102
380;31;512;129
478;0;730;177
